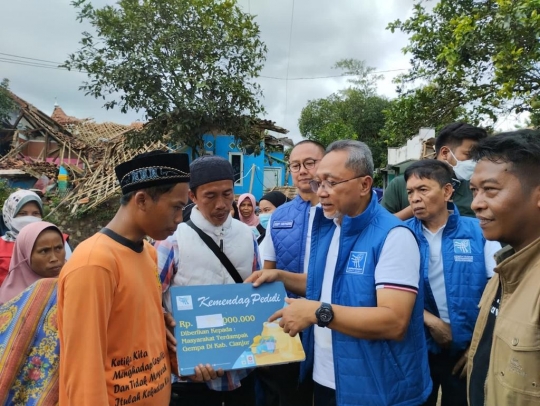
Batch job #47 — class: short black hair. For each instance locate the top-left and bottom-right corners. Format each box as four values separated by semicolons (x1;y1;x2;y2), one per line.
120;183;177;205
292;140;326;155
404;159;454;188
435;123;488;155
471;129;540;189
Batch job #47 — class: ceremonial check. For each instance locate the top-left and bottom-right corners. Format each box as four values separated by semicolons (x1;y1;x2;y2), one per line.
170;282;305;376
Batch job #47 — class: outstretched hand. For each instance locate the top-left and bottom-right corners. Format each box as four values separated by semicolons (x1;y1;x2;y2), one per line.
268;297;319;337
244;269;281;287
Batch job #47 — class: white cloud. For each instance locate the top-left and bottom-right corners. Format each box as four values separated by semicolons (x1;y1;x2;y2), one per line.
0;0;416;142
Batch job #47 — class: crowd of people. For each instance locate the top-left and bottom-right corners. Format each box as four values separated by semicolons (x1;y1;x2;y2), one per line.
0;123;539;406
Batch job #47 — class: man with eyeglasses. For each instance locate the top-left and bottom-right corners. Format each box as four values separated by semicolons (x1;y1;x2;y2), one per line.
256;140;325;406
248;140;431;406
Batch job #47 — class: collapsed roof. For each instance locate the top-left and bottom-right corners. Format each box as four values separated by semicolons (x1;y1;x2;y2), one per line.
0;92;290;214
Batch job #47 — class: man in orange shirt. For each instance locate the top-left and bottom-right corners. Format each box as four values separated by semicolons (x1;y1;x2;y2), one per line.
58;151;217;406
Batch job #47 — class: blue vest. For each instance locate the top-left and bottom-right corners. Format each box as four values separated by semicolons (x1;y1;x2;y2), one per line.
302;194;432;406
269;195;312;281
406;205;488;354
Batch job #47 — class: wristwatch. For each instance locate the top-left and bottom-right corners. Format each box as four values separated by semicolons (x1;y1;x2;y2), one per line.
315;302;334;328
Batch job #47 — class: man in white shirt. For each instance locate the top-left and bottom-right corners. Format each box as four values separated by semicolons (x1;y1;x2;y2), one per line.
248;140;431;406
155;155;260;406
404;159;499;406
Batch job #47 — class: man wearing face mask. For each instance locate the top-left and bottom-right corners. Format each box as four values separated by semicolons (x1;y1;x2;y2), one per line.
382;123;488;220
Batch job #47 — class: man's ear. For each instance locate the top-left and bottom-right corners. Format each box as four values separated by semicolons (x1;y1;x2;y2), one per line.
360;176;374;197
438;146;451;163
188;189;196;204
134;190;149;211
443;183;454;201
533;185;540;210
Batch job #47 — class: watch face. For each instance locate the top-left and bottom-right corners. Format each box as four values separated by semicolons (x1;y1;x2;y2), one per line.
319;311;332;323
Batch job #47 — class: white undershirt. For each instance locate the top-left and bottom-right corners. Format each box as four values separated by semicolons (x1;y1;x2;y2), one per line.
422;225;501;323
313;226;421;389
260;206;318;274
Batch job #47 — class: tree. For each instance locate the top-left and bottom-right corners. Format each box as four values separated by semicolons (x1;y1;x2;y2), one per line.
65;0;267;153
333;59;383;96
381;84;473;148
298;60;391;168
386;0;540;138
0;79;16;124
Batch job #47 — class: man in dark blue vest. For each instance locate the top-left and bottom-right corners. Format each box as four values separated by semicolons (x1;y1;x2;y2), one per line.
248;140;432;406
404;160;499;406
256;140;325;406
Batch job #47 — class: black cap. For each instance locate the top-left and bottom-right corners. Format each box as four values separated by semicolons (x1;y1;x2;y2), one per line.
189;155;235;190
115;151;190;195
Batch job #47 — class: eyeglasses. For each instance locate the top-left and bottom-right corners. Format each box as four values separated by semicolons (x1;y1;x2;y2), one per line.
288;159;320;173
309;175;366;193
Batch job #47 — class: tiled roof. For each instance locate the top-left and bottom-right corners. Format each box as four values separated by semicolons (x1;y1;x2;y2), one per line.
51;105;81;125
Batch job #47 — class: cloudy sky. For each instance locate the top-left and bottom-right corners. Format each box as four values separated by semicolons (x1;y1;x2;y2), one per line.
0;0;418;142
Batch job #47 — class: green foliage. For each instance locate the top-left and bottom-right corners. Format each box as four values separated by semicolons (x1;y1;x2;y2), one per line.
531;111;540;128
381;84;475;148
333;59;383;96
65;0;267;153
0;179;15;207
387;0;540;136
0;79;16;124
298;60;391;168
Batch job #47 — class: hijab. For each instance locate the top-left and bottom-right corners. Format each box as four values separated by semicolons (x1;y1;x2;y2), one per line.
237;193;259;227
259;191;290;209
1;190;44;242
0;221;63;304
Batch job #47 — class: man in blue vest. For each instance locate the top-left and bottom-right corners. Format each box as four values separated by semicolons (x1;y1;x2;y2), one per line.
260;140;324;277
257;140;325;406
403;159;499;406
248;140;432;406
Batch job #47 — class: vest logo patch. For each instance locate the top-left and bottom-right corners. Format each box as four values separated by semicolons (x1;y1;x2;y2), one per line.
453;239;472;254
273;220;294;229
176;295;193;311
346;251;367;274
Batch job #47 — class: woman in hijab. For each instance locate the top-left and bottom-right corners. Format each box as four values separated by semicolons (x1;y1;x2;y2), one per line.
0;190;45;283
237;193;264;242
0;222;66;405
0;221;66;304
258;191;290;230
238;193;259;227
0;190;71;284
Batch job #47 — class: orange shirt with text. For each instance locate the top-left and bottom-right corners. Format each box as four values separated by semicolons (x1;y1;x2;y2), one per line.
58;233;171;406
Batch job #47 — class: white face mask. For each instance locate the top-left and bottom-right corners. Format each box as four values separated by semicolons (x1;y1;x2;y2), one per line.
11;215;41;233
449;150;476;181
